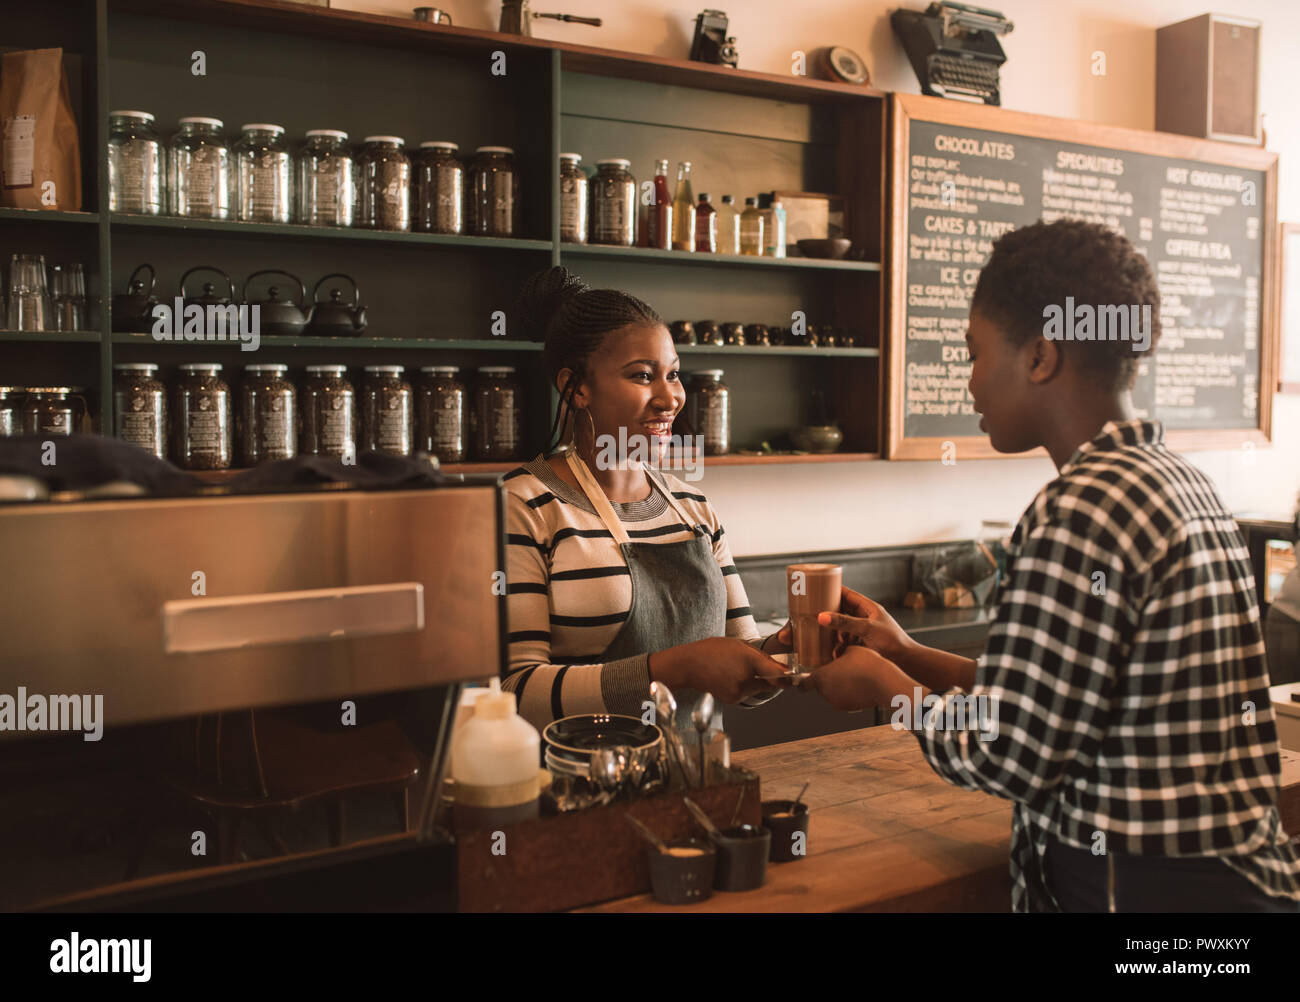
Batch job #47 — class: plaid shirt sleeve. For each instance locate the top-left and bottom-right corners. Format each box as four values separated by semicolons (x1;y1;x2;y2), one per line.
915;511;1135;808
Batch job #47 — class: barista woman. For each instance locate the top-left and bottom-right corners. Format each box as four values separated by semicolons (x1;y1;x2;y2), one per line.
501;267;790;734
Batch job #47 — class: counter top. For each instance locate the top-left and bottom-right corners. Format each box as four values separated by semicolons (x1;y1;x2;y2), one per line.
584;725;1300;912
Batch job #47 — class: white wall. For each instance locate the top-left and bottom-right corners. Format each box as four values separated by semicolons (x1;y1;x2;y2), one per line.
342;0;1300;555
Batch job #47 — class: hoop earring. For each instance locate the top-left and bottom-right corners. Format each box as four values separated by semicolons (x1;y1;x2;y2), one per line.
575;407;597;459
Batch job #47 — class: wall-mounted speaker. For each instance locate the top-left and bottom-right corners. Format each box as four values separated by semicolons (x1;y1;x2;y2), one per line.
1156;13;1261;144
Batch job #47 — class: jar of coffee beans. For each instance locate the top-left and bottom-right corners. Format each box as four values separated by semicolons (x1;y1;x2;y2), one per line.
467;146;518;237
173;364;232;469
416;365;466;462
113;363;167;458
21;387;87;437
414;141;463;235
0;387;23;437
470;366;521;461
360;365;412;457
358;136;411;232
300;364;356;459
688;369;730;456
240;363;296;465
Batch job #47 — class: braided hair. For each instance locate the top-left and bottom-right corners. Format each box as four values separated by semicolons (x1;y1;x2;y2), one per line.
513;266;665;450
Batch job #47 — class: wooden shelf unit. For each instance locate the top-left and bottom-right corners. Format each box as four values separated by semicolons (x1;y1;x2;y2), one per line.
0;0;887;467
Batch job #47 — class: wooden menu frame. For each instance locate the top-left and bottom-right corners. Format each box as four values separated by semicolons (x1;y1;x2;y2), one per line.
1279;223;1300;394
886;94;1279;460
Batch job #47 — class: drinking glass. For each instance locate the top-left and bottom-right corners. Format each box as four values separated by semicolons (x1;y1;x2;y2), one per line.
50;262;87;332
6;254;51;331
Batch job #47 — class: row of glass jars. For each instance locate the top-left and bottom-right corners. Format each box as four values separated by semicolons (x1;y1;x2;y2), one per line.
0;386;90;437
107;111;519;235
111;362;522;470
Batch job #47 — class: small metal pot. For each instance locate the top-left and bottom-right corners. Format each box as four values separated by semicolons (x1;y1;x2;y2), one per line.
112;263;157;333
244;269;311;335
308;272;367;336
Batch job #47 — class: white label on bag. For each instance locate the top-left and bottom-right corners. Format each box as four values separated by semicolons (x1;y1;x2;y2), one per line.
3;115;36;188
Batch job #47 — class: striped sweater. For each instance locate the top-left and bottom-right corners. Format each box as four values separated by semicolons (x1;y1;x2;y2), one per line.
502;453;764;731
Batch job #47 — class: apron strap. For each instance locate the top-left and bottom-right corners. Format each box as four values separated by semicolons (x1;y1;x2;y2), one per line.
563;450;704;547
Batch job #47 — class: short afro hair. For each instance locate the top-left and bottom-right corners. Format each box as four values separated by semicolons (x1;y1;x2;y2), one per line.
970;219;1161;392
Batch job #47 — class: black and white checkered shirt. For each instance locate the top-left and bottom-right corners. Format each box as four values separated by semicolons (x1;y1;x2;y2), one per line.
917;420;1300;911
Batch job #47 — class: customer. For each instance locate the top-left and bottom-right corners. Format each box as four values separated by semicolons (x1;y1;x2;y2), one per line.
1264;496;1300;685
501;266;791;734
807;219;1300;912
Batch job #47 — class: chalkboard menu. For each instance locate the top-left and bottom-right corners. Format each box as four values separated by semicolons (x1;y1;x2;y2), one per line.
888;95;1278;459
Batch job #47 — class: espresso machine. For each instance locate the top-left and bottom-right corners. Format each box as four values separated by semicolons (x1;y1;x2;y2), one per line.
499;0;602;36
0;473;505;911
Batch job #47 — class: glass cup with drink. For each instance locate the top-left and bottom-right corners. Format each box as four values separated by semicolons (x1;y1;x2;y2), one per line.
786;563;843;676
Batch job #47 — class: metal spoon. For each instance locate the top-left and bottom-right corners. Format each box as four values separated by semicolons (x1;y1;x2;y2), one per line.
624;814;668;853
682;795;723;840
589;747;623;804
650;681;697;789
791;780;811;811
691;693;715;788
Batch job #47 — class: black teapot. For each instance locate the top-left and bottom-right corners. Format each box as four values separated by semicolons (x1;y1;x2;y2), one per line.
179;265;236;312
307;273;367;336
112;263;158;333
244;269;311;335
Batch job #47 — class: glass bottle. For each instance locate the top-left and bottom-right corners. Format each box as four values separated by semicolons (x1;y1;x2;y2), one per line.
234;124;292;223
415;141;463;235
299;365;356;459
646;158;673;251
716;194;739;255
591;158;636;247
671;161;696;252
297;129;355;227
694;192;717;253
740;197;764;255
360;365;413;457
470;366;521;461
762;197;788;258
169;117;230;219
107;111;163;214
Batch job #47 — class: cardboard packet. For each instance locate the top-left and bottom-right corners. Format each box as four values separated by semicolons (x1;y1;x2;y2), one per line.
1;48;82;210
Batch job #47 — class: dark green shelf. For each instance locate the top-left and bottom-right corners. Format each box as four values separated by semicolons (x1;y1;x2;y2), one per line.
0;330;102;343
110;333;545;351
108;214;552;253
0;208;99;225
560;243;881;272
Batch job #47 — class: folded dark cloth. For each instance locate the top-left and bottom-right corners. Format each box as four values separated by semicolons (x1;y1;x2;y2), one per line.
0;434;201;495
222;451;450;491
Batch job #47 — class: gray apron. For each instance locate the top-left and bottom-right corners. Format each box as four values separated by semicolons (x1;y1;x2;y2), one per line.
564;450;727;743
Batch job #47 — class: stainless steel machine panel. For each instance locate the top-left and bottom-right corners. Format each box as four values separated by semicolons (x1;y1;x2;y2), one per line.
0;484;504;732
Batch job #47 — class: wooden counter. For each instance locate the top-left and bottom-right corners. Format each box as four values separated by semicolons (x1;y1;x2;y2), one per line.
585;725;1300;912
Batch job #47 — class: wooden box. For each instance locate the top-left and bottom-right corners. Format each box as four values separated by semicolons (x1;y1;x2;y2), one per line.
454;767;762;912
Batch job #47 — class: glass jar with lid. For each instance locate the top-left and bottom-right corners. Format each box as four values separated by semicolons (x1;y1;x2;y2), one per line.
688;369;730;456
591;158;636;247
299;364;356;459
168;117;230;219
234;123;292;223
172;363;231;469
107;110;163;214
113;363;167;458
360;365;412;457
467;146;518;237
470;366;521;461
559;153;588;244
240;363;296;466
358;136;411;232
297;129;355;227
0;387;24;437
414;141;463;235
416;365;466;463
21;387;87;437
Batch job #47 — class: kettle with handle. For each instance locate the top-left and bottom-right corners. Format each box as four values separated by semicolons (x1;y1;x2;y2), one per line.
307;272;367;336
112;263;158;333
244;269;311;335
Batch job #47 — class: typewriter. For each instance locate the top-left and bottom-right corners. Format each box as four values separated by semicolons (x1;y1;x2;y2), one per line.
891;2;1014;106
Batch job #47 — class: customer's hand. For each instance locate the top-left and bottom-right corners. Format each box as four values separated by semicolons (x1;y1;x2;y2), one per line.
818;587;916;666
765;620;793;654
649;637;793;704
805;645;909;712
